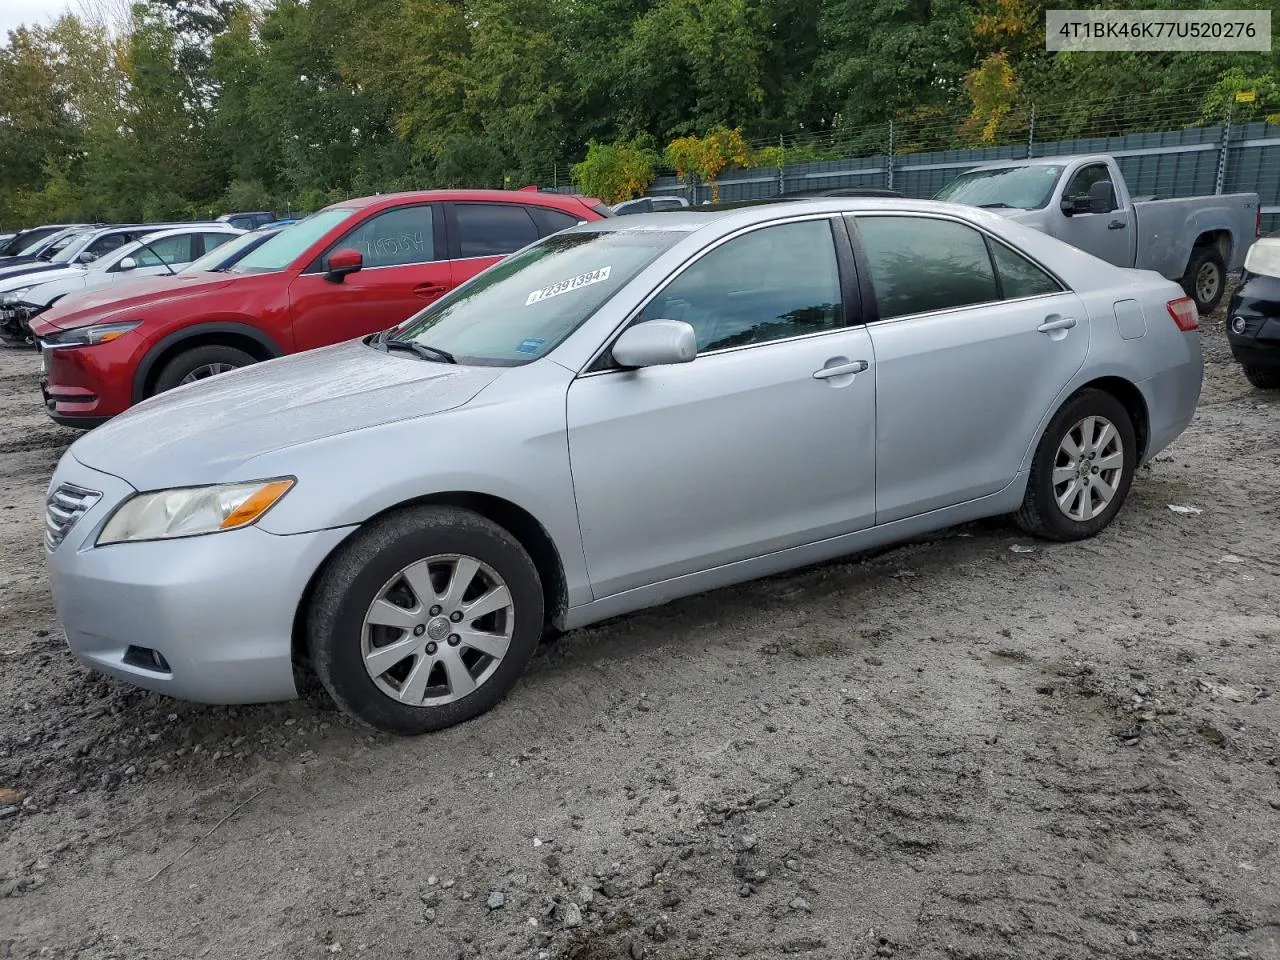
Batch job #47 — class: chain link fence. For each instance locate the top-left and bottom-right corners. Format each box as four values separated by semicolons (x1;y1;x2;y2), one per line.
531;89;1280;232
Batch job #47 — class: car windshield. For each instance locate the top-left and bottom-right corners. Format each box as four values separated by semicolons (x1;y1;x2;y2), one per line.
183;229;272;273
387;228;685;366
227;208;352;274
934;165;1065;210
51;234;94;263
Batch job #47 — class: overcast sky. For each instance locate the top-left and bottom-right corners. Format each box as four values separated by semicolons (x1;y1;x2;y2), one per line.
2;0;72;38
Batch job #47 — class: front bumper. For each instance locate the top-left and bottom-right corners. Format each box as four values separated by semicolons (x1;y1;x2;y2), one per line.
46;456;356;704
37;334;141;424
1226;274;1280;368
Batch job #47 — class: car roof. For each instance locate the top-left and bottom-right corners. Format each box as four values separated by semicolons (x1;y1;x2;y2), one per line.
135;223;241;239
571;196;994;235
964;153;1112;172
328;190;597;213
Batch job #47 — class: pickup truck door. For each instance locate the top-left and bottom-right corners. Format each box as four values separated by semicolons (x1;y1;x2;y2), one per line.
288;203;453;352
1055;162;1135;268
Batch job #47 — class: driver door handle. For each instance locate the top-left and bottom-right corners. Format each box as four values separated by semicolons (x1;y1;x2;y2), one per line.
1037;316;1078;333
813;360;869;379
414;282;449;297
1107;219;1126;230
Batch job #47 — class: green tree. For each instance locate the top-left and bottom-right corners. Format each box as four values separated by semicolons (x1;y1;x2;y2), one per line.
572;137;660;203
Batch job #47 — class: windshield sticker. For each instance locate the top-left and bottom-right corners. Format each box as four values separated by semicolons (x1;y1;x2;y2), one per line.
525;266;611;306
516;337;546;355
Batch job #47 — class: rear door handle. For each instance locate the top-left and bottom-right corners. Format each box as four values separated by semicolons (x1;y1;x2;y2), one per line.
813;360;869;379
1037;316;1078;333
1107;219;1126;230
414;283;449;297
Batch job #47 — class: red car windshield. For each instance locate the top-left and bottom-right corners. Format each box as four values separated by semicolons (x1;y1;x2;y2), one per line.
227;208;353;274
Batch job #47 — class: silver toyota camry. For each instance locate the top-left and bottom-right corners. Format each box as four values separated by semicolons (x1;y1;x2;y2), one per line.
44;199;1203;733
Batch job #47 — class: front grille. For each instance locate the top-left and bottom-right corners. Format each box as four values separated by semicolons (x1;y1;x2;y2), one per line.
45;483;101;551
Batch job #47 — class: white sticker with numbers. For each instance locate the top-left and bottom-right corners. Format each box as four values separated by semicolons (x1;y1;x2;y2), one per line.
525;266;611;306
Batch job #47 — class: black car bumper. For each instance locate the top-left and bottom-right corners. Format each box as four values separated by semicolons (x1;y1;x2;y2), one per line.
1226;273;1280;369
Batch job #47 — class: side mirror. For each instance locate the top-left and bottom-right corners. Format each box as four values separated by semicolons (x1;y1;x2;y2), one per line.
612;319;697;369
77;251;98;264
1060;196;1081;216
325;247;363;283
118;256;137;271
1089;180;1116;214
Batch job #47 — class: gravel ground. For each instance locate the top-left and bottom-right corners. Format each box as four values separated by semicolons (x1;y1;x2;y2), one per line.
0;311;1277;960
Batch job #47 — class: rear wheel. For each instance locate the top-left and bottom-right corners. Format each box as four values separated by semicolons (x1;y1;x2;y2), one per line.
1243;364;1280;390
1181;246;1226;314
308;506;544;734
152;344;255;395
1015;389;1137;541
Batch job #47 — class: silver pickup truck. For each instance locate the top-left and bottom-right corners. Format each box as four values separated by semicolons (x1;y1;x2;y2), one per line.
935;153;1260;312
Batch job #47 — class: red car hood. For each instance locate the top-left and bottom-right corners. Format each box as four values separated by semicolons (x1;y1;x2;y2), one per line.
35;272;240;331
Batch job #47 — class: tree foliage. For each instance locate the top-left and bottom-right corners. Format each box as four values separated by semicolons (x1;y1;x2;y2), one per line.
572;138;660;204
0;0;1276;226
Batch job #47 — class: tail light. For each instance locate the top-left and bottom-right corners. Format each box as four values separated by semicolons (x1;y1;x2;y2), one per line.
1257;207;1263;238
1167;296;1198;331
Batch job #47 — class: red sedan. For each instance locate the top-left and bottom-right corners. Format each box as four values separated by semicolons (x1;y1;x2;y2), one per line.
32;189;608;427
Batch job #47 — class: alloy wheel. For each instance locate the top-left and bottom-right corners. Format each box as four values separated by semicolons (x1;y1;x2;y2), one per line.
179;362;238;385
1052;415;1124;522
360;554;515;706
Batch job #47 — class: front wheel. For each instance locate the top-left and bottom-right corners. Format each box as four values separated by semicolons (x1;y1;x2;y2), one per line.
1015;389;1137;541
1181;246;1226;314
152;344;255;395
307;506;544;734
1243;364;1280;390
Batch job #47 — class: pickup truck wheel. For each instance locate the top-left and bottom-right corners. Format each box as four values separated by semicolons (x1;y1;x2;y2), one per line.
1243;364;1280;390
152;344;255;395
1182;247;1226;314
1014;389;1136;542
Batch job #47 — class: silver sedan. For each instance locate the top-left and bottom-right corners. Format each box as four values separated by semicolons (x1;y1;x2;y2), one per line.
44;199;1203;733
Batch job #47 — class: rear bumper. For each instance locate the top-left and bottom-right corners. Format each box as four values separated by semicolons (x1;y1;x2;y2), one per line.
1139;336;1203;462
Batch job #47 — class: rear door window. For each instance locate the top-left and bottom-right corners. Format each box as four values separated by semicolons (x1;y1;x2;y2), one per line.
853;215;999;320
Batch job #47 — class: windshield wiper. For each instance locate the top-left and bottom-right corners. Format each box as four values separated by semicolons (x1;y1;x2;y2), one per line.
977;202;1013;209
376;332;456;364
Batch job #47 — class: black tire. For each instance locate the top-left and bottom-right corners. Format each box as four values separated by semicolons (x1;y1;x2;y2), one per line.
1181;246;1227;314
307;506;544;735
1243;364;1280;390
151;344;255;395
1015;388;1137;542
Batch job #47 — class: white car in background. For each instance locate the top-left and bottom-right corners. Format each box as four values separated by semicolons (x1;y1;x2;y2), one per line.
0;224;243;342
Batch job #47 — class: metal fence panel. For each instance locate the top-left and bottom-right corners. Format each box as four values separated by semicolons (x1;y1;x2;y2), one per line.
578;119;1280;233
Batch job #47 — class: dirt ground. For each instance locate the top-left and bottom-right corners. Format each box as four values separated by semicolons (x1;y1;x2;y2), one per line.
0;310;1276;960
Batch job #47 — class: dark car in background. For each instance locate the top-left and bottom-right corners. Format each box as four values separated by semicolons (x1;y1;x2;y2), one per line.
217;211;278;231
0;225;91;260
1226;235;1280;389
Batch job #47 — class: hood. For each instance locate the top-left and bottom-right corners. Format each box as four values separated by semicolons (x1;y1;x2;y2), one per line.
37;271;238;330
69;338;505;489
0;264;83;293
0;260;70;282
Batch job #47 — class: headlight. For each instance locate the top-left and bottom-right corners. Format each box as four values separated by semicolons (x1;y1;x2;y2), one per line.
43;320;140;346
2;288;32;304
97;478;295;545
